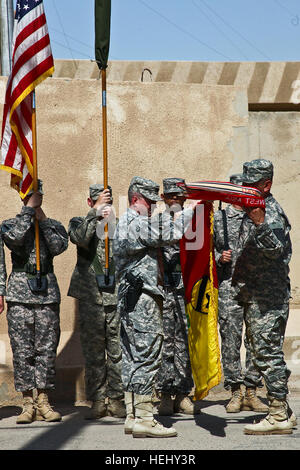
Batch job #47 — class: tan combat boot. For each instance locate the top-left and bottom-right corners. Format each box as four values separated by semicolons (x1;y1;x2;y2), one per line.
124;391;135;435
174;394;201;415
107;397;126;418
158;393;174;416
271;393;297;428
16;397;35;424
35;392;61;422
242;387;269;412
226;386;244;413
84;399;106;420
287;401;298;428
132;394;177;438
244;396;293;435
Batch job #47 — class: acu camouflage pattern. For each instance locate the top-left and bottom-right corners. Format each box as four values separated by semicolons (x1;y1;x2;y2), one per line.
1;206;68;304
232;193;292;399
242;158;273;184
1;206;67;392
128;176;161;202
156;239;194;395
232;194;292;305
7;302;60;392
113;206;194;395
0;234;7;296
214;204;262;390
162;177;185;194
89;183;112;201
68;208;118;306
68;207;123;401
113;208;193;299
118;292;164;395
78;301;123;401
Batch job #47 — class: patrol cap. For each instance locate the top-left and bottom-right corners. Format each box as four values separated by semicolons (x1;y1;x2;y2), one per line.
162;177;185;195
27;179;43;196
89;184;112;201
128;176;161;202
229;173;244;186
242;159;273;184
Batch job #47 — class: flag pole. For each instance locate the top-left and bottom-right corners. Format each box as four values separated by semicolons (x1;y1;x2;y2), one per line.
101;67;110;280
30;90;44;292
95;0;114;291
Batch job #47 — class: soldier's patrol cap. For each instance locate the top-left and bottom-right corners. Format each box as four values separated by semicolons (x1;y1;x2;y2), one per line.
242;159;273;184
229;173;244;185
27;179;43;196
162;177;186;195
89;184;112;201
129;176;161;202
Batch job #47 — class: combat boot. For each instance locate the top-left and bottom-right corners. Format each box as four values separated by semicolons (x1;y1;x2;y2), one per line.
132;394;177;438
226;386;244;413
242;387;269;412
158;393;174;416
84;399;106;420
174;394;201;415
287;401;297;428
124;391;135;435
272;393;297;427
16;397;35;424
35;392;61;422
244;396;293;435
107;397;126;418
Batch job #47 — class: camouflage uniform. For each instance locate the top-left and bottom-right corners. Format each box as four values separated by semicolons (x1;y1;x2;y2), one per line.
113;177;193;396
232;160;292;400
214;174;262;391
156;178;193;396
1;204;68;392
68;184;123;402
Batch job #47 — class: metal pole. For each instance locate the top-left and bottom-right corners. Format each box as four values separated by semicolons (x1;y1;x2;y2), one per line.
0;0;14;76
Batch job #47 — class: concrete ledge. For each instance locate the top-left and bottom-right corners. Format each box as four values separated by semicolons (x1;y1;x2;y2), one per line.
53;59;300;105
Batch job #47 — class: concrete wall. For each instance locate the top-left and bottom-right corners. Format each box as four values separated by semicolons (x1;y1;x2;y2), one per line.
0;76;250;404
53;60;300;107
248;112;300;306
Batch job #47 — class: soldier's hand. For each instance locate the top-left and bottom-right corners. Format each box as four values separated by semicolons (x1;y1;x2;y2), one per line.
189;199;202;210
94;189;111;209
27;192;43;209
245;206;265;226
96;204;113;220
0;296;4;314
35;207;47;221
221;250;232;263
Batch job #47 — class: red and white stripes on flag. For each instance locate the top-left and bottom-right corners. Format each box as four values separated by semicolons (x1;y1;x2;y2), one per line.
0;0;54;198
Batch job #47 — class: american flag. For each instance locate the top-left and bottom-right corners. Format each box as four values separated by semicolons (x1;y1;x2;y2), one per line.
0;0;54;198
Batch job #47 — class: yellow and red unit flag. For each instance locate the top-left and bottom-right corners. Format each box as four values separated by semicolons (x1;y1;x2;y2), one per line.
180;202;222;400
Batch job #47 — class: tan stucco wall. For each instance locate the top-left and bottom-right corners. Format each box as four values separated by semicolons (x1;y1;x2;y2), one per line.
0;77;250;403
53;60;300;106
248;112;300;305
0;71;299;403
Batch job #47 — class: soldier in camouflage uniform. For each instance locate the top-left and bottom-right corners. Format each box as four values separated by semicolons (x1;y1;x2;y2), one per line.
113;176;197;438
1;182;68;424
0;231;7;314
156;178;199;416
228;160;296;435
68;184;125;419
214;174;267;414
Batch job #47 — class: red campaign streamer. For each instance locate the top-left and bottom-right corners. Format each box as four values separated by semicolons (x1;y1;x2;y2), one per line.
178;181;265;208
